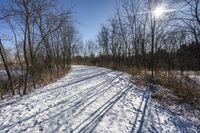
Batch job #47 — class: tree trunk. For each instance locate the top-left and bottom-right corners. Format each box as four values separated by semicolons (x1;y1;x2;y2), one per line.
0;39;15;95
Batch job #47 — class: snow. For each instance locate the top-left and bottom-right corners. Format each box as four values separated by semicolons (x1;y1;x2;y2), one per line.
0;69;23;81
0;65;199;133
189;75;200;86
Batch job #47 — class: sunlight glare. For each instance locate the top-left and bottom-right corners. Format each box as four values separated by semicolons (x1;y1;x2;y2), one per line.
154;6;165;18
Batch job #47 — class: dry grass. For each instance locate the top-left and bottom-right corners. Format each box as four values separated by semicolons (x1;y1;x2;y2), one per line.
101;65;200;109
0;68;70;98
39;69;68;85
153;72;200;108
115;66;200;120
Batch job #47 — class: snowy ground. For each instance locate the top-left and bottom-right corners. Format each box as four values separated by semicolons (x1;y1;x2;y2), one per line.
0;65;199;133
0;69;23;80
189;75;200;86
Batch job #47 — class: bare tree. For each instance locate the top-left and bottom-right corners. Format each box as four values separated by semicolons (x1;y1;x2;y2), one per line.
0;39;14;95
0;0;79;96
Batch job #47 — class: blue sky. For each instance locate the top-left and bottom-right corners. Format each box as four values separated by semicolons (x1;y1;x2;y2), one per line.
0;0;116;44
59;0;115;42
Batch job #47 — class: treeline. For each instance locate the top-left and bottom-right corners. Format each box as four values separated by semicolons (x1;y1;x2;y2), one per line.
75;0;200;73
75;42;200;72
73;0;200;105
0;0;79;97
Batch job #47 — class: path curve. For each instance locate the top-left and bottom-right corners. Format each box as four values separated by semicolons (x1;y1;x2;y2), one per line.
0;65;199;133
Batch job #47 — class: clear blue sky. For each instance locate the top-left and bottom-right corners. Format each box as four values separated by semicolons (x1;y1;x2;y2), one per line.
0;0;116;44
59;0;115;42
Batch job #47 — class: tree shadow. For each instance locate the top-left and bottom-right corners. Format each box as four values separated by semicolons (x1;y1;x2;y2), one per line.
130;87;151;133
0;68;112;108
72;84;133;133
129;86;200;133
0;68;120;132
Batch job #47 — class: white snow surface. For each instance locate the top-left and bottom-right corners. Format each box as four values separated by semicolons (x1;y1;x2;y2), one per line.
0;65;199;133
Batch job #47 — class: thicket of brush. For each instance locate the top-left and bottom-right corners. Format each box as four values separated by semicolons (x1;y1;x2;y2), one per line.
0;0;80;98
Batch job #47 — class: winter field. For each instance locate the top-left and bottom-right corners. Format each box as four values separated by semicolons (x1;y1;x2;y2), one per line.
0;65;200;133
0;69;23;78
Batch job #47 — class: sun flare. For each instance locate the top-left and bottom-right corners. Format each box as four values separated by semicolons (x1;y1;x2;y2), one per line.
154;6;165;17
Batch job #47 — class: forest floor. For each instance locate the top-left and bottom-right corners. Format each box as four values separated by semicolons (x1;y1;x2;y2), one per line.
0;65;199;133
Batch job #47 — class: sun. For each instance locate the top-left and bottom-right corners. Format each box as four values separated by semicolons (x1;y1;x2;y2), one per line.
153;6;165;18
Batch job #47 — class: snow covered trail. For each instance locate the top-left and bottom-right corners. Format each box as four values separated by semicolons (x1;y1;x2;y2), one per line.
0;65;199;133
